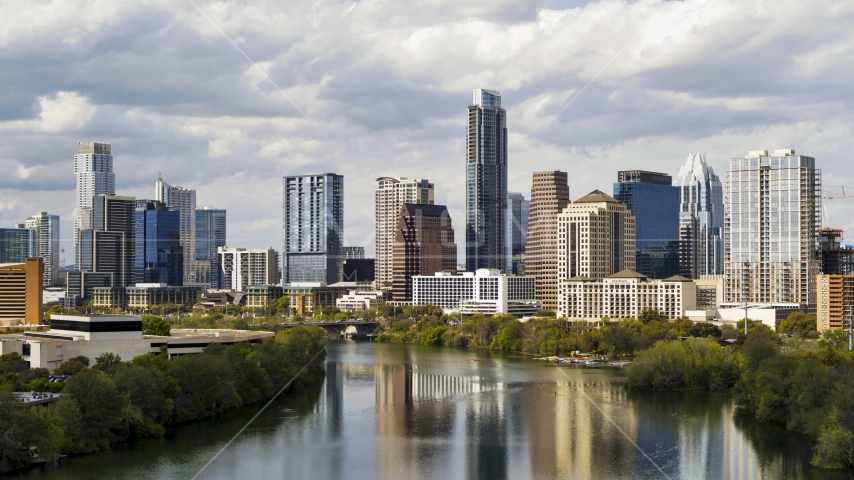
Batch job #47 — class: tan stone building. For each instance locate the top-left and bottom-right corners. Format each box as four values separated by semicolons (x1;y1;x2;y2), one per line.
0;258;44;328
816;274;854;332
375;177;434;288
391;204;457;302
524;171;570;309
557;190;636;282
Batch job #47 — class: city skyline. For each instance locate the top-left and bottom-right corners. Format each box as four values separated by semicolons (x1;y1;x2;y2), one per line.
1;0;853;261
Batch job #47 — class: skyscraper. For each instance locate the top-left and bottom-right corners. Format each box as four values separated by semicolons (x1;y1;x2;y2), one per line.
0;226;37;264
24;212;60;287
507;192;530;275
557;190;636;281
135;200;182;285
79;194;136;288
217;247;278;291
675;153;724;278
466;88;508;272
74;142;114;266
155;175;196;284
375;177;434;287
391;204;457;302
190;206;227;288
283;173;343;285
724;149;821;305
613;170;679;279
524;171;570;308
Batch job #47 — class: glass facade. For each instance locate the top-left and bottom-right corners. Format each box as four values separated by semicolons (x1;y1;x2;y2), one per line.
283;173;344;284
676;153;724;278
506;192;529;274
724;150;821;304
466;89;508;272
0;227;36;264
135;200;183;285
613;177;679;279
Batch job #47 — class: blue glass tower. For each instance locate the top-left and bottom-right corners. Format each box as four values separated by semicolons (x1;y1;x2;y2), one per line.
135;200;182;285
466;88;508;272
613;171;679;279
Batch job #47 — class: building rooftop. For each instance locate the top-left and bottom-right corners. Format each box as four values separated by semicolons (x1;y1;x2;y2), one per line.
400;203;450;217
607;269;649;279
574;190;621;204
663;275;694;282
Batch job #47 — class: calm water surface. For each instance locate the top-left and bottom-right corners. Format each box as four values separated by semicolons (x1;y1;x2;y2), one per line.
11;342;854;480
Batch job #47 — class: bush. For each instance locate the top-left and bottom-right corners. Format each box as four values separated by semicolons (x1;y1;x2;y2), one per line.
628;338;739;390
142;315;171;336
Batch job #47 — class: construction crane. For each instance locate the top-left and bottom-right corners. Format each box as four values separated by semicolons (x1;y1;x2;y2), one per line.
822;186;854;227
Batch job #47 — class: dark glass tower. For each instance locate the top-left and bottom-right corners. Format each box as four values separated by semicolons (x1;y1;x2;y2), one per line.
135;200;182;285
466;88;508;272
613;171;679;279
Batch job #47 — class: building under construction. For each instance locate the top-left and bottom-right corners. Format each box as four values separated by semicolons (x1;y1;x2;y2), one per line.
820;228;854;275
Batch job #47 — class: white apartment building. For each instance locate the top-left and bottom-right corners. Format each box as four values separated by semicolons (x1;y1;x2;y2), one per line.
558;270;697;320
156;176;197;283
336;290;384;311
24;212;60;287
217;247;278;291
74;142;114;265
375;177;434;287
557;190;636;282
412;269;540;316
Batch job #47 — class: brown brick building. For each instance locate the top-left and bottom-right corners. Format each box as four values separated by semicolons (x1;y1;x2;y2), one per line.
0;258;44;328
524;171;570;309
391;204;457;302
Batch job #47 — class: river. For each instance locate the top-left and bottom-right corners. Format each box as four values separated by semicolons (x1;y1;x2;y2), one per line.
10;342;854;480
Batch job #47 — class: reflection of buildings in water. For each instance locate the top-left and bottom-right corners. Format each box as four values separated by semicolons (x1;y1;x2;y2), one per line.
677;399;726;479
374;365;508;479
465;397;509;480
724;407;762;480
325;362;344;436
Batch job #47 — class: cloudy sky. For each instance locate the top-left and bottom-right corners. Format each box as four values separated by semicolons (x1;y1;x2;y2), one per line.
2;0;854;262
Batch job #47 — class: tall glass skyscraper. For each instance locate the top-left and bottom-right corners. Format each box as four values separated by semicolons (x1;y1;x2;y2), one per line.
74;142;114;267
190;207;227;288
135;200;182;285
613;171;679;279
466;88;508;272
675;153;724;278
724;149;821;305
283;173;343;284
156;175;196;284
506;191;529;275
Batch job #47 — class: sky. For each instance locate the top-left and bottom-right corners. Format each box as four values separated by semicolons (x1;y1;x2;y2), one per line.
2;0;854;263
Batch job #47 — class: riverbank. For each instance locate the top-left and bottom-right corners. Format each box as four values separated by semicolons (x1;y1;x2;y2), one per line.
0;326;327;476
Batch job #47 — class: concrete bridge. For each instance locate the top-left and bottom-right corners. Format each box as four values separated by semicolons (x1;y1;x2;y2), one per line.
279;320;379;339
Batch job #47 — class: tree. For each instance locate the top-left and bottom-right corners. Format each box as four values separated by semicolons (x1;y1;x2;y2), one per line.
0;353;28;375
93;353;123;376
142;315;171;336
58;369;124;453
534;309;556;317
740;328;779;372
777;312;818;337
819;330;849;350
271;296;290;315
687;322;723;339
638;308;666;325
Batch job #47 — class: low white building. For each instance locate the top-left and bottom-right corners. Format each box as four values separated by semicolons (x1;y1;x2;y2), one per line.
217;246;279;291
557;270;697;320
0;314;273;372
336;290;384;311
412;269;540;316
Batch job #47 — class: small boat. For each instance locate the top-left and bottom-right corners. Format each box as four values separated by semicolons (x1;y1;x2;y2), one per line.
470;359;480;362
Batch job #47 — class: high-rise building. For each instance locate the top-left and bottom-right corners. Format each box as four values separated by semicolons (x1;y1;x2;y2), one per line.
155;175;196;284
724;149;821;305
0;258;44;328
74;142;115;266
283;174;343;285
342;246;366;259
79;194;136;288
675;153;724;278
613;170;679;279
466;88;508;273
375;177;434;287
819;228;854;275
24;212;60;287
217;246;278;291
391;204;457;302
523;172;570;309
817;274;854;332
507;192;530;275
189;207;227;288
557;190;636;281
0;226;37;265
135;200;182;285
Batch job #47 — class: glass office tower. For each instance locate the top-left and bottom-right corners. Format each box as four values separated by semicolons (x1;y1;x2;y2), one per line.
135;200;182;285
283;173;344;284
190;207;227;288
506;191;529;275
724;149;821;305
466;88;508;272
613;171;680;279
676;153;724;278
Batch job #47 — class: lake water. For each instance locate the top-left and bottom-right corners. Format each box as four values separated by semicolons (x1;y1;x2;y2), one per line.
11;342;854;480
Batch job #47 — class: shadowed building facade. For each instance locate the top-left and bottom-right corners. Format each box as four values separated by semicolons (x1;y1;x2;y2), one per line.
524;171;570;309
391;204;457;301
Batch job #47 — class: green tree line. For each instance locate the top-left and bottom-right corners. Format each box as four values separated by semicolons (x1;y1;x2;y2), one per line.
0;326;326;475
